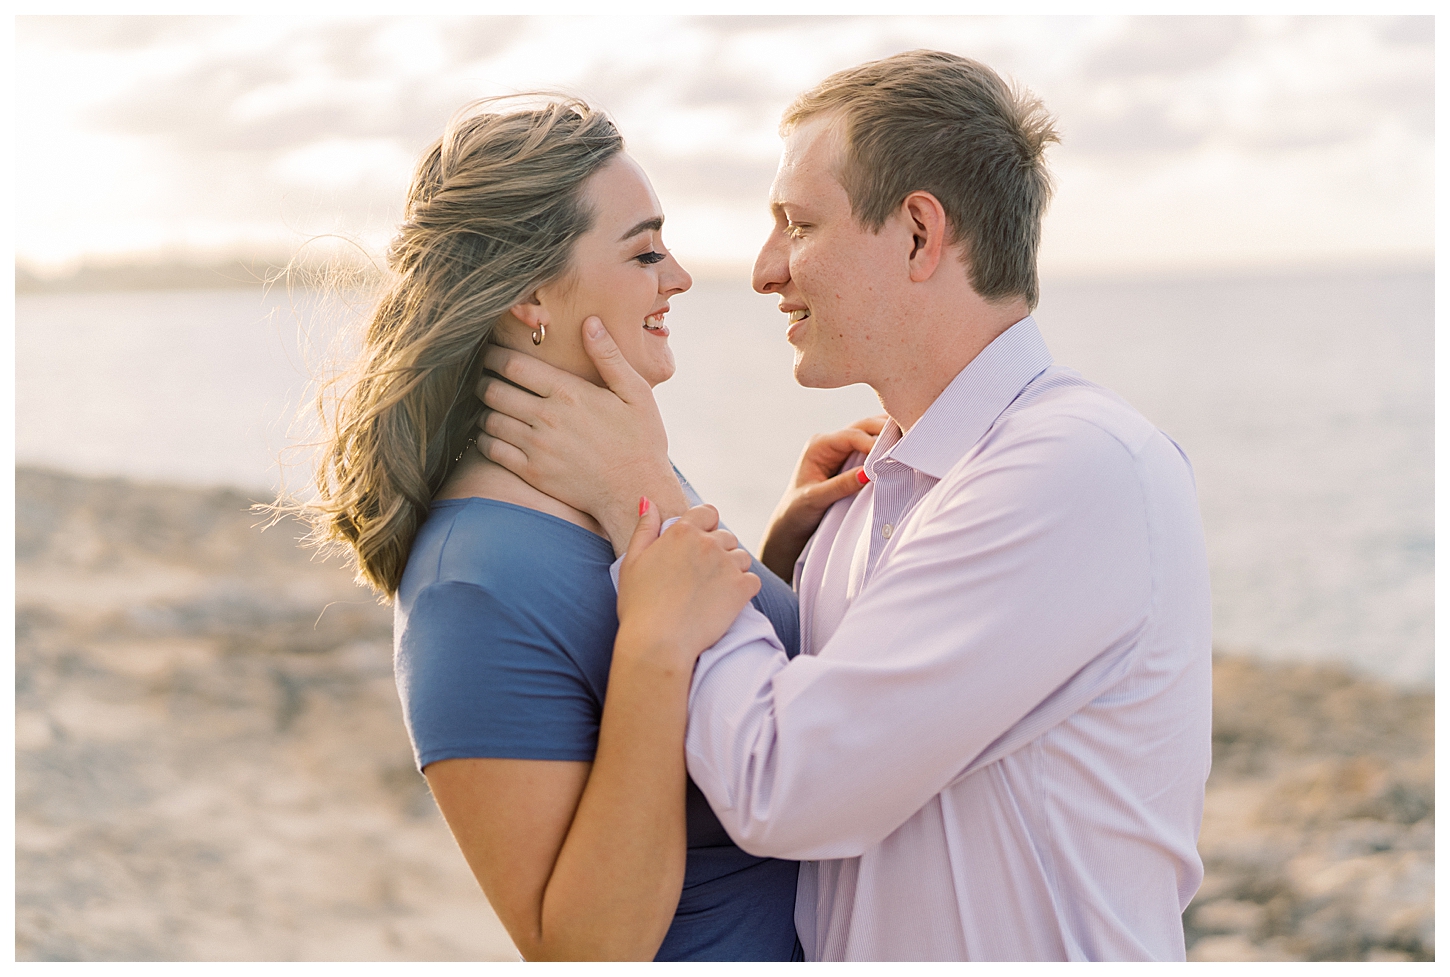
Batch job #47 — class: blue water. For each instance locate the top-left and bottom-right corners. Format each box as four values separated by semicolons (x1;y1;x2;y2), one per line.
15;268;1433;685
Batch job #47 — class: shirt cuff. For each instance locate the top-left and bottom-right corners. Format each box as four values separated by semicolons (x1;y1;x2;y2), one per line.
608;516;680;591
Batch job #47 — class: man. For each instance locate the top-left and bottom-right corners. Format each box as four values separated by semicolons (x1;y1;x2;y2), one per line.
477;50;1212;960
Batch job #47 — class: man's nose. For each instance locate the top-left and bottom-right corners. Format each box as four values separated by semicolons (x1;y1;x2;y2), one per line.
752;231;788;295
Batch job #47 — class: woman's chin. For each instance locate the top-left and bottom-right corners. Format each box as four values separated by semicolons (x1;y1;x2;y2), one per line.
634;351;676;388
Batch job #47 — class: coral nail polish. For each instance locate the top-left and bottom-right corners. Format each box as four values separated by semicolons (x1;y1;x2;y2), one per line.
639;496;651;516
856;469;870;485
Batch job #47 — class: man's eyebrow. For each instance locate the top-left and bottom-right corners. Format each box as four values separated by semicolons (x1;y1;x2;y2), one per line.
618;217;664;241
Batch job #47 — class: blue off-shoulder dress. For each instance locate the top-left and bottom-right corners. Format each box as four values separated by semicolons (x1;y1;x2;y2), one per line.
393;475;802;961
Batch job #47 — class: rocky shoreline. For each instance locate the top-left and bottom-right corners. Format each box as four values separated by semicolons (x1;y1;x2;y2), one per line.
1188;657;1433;960
14;467;1434;961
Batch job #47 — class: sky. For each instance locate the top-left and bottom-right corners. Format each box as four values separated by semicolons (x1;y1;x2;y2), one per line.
14;14;1435;279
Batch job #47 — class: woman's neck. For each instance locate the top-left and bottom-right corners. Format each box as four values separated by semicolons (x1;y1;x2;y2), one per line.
436;450;608;540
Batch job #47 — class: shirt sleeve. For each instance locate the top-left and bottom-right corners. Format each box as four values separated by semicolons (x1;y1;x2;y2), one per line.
396;579;600;770
673;468;801;659
683;417;1156;861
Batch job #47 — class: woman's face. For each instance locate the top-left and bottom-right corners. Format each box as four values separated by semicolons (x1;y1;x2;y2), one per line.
517;153;692;388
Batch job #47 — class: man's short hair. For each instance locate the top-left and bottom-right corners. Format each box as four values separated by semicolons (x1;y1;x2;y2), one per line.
783;49;1059;308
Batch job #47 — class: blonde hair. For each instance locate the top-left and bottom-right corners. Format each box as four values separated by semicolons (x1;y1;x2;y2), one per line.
783;50;1059;308
302;95;622;597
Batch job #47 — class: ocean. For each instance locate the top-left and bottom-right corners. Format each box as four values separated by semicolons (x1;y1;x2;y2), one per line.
15;268;1433;686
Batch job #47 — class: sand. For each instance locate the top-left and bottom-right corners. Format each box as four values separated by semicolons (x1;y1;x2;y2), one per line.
13;467;1434;961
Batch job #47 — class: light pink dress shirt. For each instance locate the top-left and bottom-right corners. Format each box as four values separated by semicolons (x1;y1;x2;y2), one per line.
682;316;1213;961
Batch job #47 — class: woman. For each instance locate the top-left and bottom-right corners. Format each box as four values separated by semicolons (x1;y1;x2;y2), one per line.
302;96;867;961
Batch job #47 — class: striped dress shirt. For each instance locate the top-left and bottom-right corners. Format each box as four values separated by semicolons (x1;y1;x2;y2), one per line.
681;316;1213;961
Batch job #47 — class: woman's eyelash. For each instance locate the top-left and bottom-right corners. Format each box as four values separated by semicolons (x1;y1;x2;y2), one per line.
635;251;667;265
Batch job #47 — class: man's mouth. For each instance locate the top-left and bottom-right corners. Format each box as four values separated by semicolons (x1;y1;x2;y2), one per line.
788;309;810;325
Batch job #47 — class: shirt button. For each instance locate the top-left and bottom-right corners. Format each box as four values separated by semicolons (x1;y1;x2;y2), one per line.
881;524;893;539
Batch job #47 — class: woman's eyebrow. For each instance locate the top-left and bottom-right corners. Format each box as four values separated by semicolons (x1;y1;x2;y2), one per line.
618;217;664;241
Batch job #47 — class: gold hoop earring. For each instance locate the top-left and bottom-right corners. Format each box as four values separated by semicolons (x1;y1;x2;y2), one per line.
531;323;546;346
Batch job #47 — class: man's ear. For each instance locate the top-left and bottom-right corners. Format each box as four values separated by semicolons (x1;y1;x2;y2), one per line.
902;191;948;283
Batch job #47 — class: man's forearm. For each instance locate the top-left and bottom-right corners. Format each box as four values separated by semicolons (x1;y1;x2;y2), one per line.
596;473;690;556
684;449;1155;861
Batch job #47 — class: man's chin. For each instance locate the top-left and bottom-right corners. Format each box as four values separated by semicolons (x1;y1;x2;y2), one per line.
791;355;848;390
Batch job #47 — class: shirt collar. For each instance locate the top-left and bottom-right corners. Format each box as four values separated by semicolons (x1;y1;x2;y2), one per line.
863;315;1053;481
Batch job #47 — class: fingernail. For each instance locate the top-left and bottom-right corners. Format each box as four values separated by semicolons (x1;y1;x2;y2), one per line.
639;496;651;516
856;469;870;485
586;317;605;339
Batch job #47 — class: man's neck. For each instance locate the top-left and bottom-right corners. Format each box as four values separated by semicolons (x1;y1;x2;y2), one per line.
877;301;1029;432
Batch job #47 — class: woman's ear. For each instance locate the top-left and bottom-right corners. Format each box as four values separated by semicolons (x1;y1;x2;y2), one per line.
508;293;547;330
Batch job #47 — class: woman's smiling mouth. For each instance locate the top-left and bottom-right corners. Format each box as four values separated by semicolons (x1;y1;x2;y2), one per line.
644;308;669;336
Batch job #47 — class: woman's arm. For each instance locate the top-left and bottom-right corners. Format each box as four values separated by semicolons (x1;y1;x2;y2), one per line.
426;663;687;960
425;503;759;961
757;414;884;582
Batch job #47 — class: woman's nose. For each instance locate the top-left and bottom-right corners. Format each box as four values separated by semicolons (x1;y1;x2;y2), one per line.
664;253;693;295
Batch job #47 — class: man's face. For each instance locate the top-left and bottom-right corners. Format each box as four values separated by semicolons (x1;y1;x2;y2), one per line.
752;113;908;389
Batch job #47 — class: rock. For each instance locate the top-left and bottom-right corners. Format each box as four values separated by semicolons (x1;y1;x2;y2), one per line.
15;467;515;961
1187;934;1294;962
1187;653;1434;961
14;469;1435;962
1191;899;1265;935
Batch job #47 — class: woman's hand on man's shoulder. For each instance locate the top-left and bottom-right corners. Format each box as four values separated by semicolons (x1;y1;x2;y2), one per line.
615;501;759;674
759;414;886;581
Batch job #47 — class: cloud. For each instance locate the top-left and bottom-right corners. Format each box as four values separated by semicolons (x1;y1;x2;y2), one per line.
14;14;1435;275
1369;14;1432;46
436;16;529;66
1078;16;1248;80
647;155;779;206
82;27;463;153
17;14;211;51
1062;98;1214;157
1051;15;1433;161
683;14;851;37
87;51;293;146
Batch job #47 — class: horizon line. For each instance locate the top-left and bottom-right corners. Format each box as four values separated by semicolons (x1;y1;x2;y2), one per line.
15;253;1436;295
